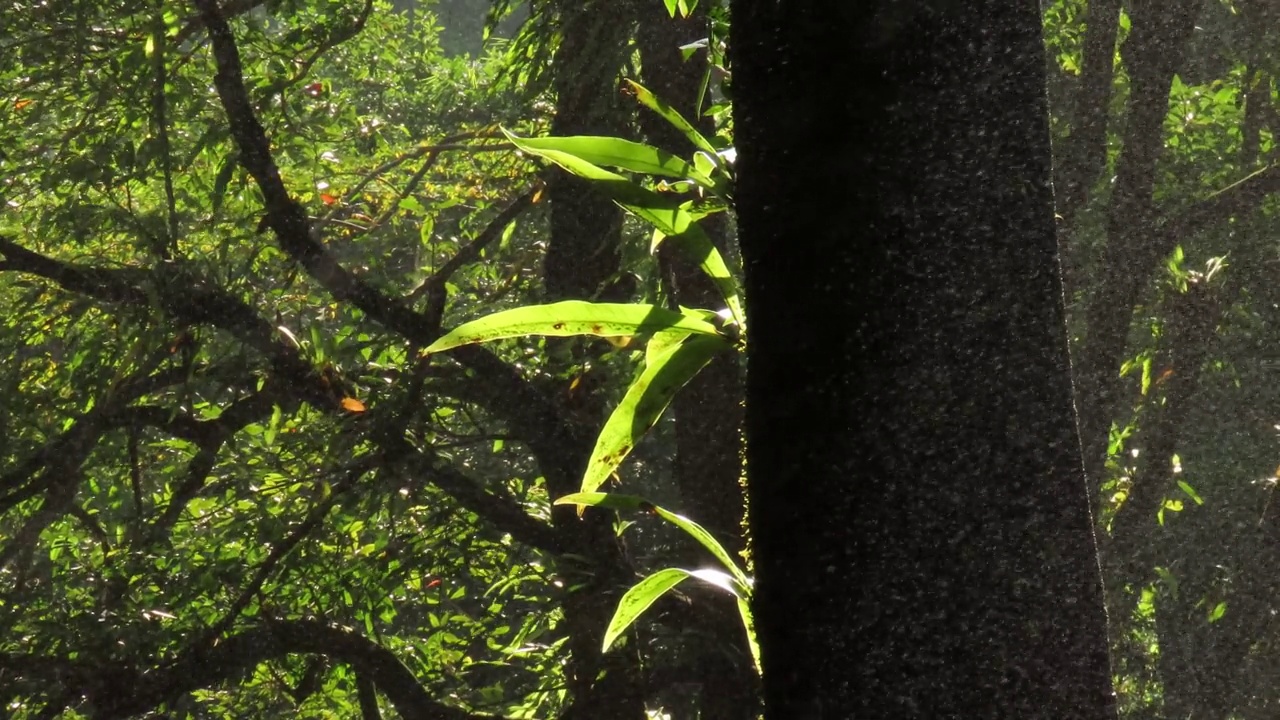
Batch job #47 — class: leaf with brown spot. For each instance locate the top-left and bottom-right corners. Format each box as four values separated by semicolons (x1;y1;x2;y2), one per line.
421;301;723;355
577;332;729;507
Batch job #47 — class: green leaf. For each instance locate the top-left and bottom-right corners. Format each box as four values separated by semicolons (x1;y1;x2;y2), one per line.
554;492;750;591
423;301;723;354
504;130;694;235
651;505;751;589
679;39;708;61
1177;480;1204;505
654;224;744;328
502;134;699;182
645;326;691;362
603;568;691;652
579;333;727;496
693;151;717;180
419;214;435;247
210;155;236;215
685;567;747;598
263;404;282;447
624;79;717;156
1208;600;1227;623
504;131;739;324
554;492;648;512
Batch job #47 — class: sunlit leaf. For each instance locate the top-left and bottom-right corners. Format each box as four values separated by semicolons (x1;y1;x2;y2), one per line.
422;301;723;354
602;568;691;652
650;504;751;589
503;130;693;234
502;134;701;182
1208;601;1227;623
1178;480;1204;505
623;79;718;156
737;596;762;675
555;492;750;590
652;224;745;328
579;333;727;499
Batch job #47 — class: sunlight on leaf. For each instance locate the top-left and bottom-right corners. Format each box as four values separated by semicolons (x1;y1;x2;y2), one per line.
422;301;724;354
578;333;727;500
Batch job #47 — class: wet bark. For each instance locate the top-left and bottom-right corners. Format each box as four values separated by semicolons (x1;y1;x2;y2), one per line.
732;2;1115;718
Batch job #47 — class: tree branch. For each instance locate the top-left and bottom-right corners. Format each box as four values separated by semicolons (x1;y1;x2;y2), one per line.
193;0;442;344
0;237;342;411
391;442;563;555
193;458;376;649
189;4;580;489
3;619;504;720
1054;0;1121;228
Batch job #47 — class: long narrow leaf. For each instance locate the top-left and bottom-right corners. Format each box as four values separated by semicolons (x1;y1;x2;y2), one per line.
579;333;728;498
505;130;696;236
653;225;744;328
422;301;722;355
737;596;763;675
603;568;691;652
624;79;718;156
504;134;703;182
686;568;748;598
652;505;751;589
554;492;647;512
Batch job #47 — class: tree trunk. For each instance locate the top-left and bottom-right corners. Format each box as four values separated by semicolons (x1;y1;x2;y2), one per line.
731;3;1116;717
1053;0;1121;231
543;2;645;717
636;5;757;719
1073;0;1198;519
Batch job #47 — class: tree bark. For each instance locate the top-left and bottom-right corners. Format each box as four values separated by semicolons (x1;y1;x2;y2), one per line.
1074;0;1198;514
636;4;756;719
542;2;646;717
731;2;1116;717
1054;0;1122;231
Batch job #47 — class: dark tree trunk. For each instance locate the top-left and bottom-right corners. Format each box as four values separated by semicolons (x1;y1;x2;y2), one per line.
1074;0;1198;518
542;2;646;717
1061;1;1201;710
1053;0;1121;231
1105;284;1218;719
636;5;757;719
731;3;1116;718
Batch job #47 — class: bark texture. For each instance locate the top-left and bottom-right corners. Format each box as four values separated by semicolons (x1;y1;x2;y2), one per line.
731;2;1116;717
542;2;646;717
636;4;756;719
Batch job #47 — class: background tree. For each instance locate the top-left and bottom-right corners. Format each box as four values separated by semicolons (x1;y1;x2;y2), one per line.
1044;0;1280;715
